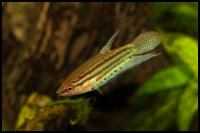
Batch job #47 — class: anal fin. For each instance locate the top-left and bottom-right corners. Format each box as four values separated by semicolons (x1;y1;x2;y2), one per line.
125;52;161;69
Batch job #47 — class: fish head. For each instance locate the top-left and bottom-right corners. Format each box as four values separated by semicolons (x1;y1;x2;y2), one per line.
56;78;93;96
56;83;79;96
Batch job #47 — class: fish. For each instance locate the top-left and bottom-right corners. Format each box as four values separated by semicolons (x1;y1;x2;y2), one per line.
56;30;162;96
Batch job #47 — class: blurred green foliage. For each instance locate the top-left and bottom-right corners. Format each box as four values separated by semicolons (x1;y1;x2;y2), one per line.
2;125;9;131
17;96;91;131
126;2;198;131
48;98;92;125
15;92;53;131
178;78;198;131
133;64;192;109
162;34;198;78
153;2;198;37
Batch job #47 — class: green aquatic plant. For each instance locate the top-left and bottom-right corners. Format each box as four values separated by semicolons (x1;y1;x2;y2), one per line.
126;64;193;131
126;2;198;131
17;98;92;131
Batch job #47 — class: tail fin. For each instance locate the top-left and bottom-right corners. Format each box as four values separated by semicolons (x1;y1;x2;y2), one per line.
132;31;162;54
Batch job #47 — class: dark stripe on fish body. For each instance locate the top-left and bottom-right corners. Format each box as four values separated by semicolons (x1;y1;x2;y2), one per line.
74;46;132;87
96;50;129;82
96;56;126;85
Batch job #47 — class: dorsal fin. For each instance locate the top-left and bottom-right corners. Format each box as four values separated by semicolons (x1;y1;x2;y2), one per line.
99;30;119;54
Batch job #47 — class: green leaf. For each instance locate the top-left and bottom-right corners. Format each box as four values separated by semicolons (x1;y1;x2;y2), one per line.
126;88;181;131
163;34;198;78
133;64;192;108
177;78;198;131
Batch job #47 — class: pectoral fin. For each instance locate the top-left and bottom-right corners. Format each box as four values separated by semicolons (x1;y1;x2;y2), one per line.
94;87;103;95
99;30;119;54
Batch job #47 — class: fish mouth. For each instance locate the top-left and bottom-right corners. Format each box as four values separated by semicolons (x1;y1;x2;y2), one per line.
58;91;74;96
56;88;66;95
56;90;67;96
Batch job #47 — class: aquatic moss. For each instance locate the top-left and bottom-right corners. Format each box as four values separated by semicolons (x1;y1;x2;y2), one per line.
17;98;92;131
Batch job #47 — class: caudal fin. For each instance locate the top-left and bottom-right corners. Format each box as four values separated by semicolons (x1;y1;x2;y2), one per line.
132;31;162;54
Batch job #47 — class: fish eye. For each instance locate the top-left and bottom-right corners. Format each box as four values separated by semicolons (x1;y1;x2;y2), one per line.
67;85;74;92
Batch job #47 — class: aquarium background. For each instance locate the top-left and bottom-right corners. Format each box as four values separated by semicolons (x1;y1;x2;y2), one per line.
2;2;198;131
